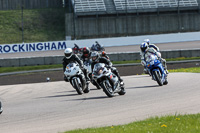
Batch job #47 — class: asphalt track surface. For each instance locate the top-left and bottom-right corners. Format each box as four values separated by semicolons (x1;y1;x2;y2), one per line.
1;40;200;58
0;73;200;133
0;41;200;133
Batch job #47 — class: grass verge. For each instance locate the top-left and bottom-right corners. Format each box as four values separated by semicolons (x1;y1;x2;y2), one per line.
169;67;200;73
0;57;200;73
0;8;65;44
64;113;200;133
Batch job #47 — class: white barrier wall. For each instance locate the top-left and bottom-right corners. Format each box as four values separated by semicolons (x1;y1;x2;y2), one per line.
1;31;200;54
1;49;200;67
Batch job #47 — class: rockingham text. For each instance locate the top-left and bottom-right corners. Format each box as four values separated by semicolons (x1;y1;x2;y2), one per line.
0;41;67;53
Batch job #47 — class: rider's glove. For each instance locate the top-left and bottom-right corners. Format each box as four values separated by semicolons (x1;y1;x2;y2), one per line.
105;64;111;69
80;65;84;69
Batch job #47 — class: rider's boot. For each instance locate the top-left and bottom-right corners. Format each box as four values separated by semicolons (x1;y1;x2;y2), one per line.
64;75;69;82
143;68;149;74
85;73;90;83
165;69;169;74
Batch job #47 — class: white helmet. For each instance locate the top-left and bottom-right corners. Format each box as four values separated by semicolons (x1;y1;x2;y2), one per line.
144;39;150;45
91;51;100;62
140;42;148;52
64;48;73;59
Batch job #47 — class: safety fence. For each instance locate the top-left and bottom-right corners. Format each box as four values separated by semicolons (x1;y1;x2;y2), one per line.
0;0;63;10
1;49;200;67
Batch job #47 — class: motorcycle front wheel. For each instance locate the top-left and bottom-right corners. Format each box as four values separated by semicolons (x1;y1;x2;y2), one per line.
101;80;114;97
153;71;163;86
72;78;83;95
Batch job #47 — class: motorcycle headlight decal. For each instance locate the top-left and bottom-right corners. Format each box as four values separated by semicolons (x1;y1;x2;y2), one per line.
98;70;103;75
150;60;154;65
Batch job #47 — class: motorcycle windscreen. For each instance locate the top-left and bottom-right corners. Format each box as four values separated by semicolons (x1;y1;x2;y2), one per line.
93;63;104;75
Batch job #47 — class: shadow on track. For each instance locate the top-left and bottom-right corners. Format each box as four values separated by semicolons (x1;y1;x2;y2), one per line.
72;96;108;101
126;85;158;89
37;93;78;99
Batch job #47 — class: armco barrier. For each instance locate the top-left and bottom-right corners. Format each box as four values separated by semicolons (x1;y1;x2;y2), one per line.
0;49;200;67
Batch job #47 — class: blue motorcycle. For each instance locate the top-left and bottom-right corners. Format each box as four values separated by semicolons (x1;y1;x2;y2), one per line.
146;54;168;86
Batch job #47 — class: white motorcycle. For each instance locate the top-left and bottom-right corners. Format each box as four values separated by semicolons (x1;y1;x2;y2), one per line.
92;63;126;97
83;59;101;89
64;62;90;95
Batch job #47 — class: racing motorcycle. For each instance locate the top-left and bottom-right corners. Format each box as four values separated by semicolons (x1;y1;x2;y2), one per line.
72;44;82;54
92;63;126;97
64;62;90;95
146;53;168;86
90;42;105;52
0;101;3;114
83;59;101;89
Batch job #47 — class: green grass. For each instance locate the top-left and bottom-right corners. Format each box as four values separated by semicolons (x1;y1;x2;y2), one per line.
0;57;200;73
0;64;62;73
112;57;200;64
64;114;200;133
0;8;65;44
169;67;200;73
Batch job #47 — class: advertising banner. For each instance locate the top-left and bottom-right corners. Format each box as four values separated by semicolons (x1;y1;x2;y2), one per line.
0;41;67;54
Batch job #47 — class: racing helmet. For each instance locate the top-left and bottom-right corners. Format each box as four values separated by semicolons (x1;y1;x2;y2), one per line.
64;48;73;59
91;51;100;62
140;42;148;52
82;47;90;57
144;39;150;45
102;51;106;56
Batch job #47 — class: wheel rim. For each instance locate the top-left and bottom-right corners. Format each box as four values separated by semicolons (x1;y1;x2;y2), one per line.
105;82;113;93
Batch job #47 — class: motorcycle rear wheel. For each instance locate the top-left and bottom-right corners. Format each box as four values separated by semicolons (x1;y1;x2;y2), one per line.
0;101;3;114
118;86;126;95
163;78;168;85
83;84;90;93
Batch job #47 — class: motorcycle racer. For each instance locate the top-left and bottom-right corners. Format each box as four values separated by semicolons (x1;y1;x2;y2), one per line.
140;42;168;74
62;48;90;82
144;39;160;52
81;47;91;62
91;51;124;84
101;51;109;60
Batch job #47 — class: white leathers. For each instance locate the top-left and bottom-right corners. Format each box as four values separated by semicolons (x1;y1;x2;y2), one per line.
140;47;161;67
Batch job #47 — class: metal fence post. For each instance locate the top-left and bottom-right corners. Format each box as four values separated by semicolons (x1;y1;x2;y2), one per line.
177;0;181;32
198;0;200;13
21;0;24;43
126;0;128;36
73;0;76;39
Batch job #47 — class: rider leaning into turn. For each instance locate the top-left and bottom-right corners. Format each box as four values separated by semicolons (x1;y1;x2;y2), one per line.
90;51;124;84
101;51;109;60
140;41;169;74
62;48;90;82
81;47;91;62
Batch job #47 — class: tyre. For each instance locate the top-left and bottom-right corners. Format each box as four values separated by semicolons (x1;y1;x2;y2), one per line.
153;71;163;86
118;86;126;95
73;78;83;95
0;101;3;114
83;84;90;93
163;78;168;85
101;80;114;97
